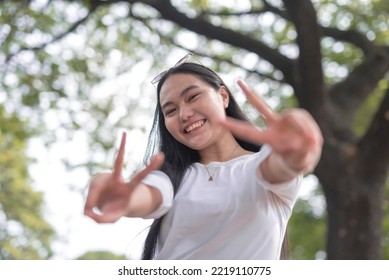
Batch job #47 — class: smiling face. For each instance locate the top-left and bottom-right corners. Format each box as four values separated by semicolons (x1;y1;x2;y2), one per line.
159;73;230;151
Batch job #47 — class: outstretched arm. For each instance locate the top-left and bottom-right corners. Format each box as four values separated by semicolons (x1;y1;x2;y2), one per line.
84;132;165;223
218;80;323;184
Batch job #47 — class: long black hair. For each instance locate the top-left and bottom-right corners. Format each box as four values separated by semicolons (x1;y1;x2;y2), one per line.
141;62;288;259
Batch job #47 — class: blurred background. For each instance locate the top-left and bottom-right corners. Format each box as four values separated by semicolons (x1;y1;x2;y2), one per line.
0;0;388;260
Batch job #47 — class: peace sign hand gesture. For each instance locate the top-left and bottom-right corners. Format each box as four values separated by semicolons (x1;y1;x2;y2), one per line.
84;132;164;223
219;80;323;182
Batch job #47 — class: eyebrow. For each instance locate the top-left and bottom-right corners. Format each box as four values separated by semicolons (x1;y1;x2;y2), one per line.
161;85;200;111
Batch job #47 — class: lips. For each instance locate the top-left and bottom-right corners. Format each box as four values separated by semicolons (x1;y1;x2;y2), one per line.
184;119;206;133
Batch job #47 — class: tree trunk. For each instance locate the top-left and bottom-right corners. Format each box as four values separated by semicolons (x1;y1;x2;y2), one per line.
325;178;384;259
283;0;389;259
320;156;385;259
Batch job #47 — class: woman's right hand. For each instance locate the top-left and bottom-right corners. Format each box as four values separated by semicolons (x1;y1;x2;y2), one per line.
84;132;164;223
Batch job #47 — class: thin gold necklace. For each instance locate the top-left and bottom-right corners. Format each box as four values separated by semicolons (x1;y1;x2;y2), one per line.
204;144;239;181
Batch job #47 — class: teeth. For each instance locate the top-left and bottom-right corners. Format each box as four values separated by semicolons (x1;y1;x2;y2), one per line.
185;120;205;133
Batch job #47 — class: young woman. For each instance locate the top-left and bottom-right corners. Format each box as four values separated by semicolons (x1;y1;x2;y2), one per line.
84;55;323;260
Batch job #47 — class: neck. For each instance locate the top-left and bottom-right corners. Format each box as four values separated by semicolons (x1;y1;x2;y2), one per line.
199;133;244;164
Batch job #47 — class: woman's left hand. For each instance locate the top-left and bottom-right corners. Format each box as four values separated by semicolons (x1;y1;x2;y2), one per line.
218;80;323;177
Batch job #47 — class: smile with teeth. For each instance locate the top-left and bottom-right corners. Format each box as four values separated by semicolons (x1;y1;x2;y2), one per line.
185;120;206;133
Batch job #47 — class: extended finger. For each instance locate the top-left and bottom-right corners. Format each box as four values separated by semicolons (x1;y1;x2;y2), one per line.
237;80;280;124
113;132;127;178
126;152;165;188
217;117;270;146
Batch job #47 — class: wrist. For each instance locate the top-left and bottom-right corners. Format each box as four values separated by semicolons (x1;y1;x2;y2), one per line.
271;153;302;178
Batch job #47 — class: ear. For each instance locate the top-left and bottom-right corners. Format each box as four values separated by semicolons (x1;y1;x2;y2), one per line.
219;86;230;109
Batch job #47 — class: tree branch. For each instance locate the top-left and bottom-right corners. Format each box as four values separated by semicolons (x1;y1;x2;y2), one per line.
262;0;290;20
145;0;295;85
130;12;284;84
329;48;389;121
198;0;291;18
320;27;378;56
199;8;268;17
4;4;98;65
282;0;327;118
201;0;380;58
261;0;380;57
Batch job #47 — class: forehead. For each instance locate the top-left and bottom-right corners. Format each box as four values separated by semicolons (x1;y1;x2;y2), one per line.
159;73;209;102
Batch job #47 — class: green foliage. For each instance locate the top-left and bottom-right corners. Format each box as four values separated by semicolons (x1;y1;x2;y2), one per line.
382;179;389;259
289;193;327;259
76;250;127;260
353;80;388;136
1;0;156;171
189;0;209;11
1;0;388;259
0;105;55;259
316;0;389;84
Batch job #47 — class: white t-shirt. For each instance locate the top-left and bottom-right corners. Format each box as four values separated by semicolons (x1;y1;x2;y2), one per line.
142;145;302;259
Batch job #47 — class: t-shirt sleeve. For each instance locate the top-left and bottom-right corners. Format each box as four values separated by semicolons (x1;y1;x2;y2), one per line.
141;170;174;219
255;145;303;210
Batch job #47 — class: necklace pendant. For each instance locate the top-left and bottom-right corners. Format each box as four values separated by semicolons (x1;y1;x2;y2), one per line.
208;176;213;181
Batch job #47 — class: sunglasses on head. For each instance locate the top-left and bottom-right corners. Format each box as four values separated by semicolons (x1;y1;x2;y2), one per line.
151;52;204;85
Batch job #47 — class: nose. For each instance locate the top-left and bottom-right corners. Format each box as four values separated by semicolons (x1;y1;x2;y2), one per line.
179;105;194;121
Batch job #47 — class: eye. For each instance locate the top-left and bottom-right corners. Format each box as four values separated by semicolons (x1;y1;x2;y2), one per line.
188;93;200;101
165;108;176;116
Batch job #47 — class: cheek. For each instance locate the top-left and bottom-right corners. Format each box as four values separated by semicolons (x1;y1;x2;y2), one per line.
206;100;226;119
206;95;226;114
164;118;179;136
